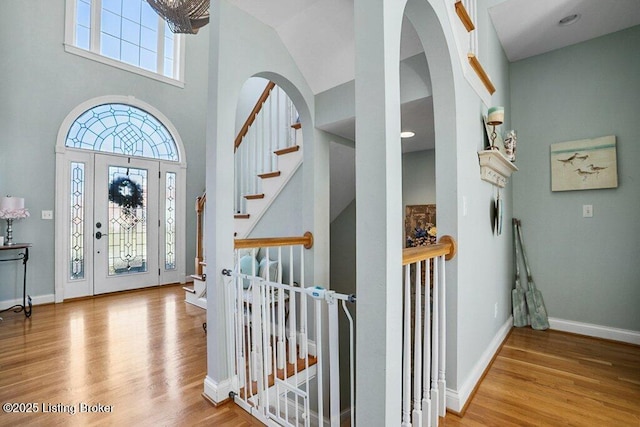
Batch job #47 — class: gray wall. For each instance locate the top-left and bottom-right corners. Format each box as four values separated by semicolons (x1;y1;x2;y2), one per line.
0;0;209;302
511;26;640;331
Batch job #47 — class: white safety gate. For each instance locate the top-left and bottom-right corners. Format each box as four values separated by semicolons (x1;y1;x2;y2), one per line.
223;244;355;427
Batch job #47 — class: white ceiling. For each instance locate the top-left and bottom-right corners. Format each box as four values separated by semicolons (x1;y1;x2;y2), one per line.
229;0;640;150
489;0;640;62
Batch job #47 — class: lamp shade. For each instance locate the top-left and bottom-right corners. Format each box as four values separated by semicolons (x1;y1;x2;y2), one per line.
0;196;29;219
487;106;504;125
0;196;25;210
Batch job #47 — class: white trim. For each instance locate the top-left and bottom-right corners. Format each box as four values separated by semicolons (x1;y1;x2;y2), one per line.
64;44;185;88
203;375;234;404
55;96;188;302
0;294;55;309
446;316;512;413
549;317;640;346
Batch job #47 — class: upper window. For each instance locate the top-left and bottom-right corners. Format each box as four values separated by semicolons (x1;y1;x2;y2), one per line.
65;0;184;86
65;103;180;161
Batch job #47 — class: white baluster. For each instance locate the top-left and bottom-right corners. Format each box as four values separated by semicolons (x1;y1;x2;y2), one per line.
277;247;286;370
422;259;432;427
288;246;298;364
438;256;447;416
431;259;439;427
413;261;423;427
402;265;411;427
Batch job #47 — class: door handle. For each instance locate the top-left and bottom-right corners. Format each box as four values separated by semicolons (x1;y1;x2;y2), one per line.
95;231;108;239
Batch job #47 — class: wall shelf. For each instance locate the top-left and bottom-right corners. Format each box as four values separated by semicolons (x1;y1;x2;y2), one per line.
478;150;518;188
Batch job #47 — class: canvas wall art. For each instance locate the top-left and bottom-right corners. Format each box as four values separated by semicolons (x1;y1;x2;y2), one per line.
550;135;618;192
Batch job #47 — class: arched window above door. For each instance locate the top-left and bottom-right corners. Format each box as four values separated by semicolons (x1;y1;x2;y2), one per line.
65;103;179;161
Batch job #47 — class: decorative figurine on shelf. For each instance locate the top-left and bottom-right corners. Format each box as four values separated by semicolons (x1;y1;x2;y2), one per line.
0;196;30;245
503;130;517;162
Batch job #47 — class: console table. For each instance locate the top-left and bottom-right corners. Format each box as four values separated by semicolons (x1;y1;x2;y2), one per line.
0;243;32;318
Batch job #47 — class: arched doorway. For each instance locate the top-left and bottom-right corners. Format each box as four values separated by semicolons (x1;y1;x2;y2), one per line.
54;96;187;301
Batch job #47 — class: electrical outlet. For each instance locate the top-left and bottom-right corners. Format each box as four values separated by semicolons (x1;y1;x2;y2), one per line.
42;210;53;220
494;302;498;318
583;204;593;218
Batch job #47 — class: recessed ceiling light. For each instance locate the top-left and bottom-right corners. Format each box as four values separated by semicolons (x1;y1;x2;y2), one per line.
558;14;581;26
401;131;415;138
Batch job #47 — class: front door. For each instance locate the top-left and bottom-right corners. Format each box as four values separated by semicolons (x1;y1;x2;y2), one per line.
93;154;159;294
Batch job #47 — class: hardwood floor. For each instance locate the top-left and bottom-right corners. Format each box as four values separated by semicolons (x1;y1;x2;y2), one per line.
0;285;261;426
443;328;640;426
2;286;638;426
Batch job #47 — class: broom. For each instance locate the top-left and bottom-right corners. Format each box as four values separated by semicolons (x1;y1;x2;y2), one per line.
516;219;549;330
512;218;528;327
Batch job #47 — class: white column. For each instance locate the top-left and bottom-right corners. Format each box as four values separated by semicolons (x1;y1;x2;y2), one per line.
355;0;405;424
203;0;235;404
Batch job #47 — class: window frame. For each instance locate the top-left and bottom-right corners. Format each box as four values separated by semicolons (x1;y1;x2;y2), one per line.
64;0;186;88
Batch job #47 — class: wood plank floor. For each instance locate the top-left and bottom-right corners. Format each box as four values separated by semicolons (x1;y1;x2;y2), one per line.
443;328;640;426
0;285;261;426
2;286;639;426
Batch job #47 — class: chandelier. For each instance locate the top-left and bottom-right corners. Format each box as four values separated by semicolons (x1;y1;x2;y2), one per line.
146;0;210;34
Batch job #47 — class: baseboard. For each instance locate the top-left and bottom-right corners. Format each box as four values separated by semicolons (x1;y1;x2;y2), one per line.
446;316;513;413
0;293;55;309
549;317;640;345
203;375;234;405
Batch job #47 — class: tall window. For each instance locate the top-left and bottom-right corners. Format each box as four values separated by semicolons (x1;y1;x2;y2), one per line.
65;0;184;85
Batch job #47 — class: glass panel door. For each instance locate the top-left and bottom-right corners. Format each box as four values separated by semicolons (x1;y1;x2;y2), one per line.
94;154;159;294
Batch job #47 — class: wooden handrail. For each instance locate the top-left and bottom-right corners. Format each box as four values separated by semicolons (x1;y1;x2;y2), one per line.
234;81;277;152
402;235;457;265
195;192;206;276
235;231;314;250
455;1;475;32
467;53;496;95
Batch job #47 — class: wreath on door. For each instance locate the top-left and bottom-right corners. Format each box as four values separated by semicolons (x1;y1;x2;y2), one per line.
108;176;144;209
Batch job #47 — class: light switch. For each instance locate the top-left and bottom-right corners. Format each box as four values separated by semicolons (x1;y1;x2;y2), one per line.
42;210;53;220
582;205;593;218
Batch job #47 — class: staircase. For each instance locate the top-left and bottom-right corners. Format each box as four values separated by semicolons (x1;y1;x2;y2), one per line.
234;124;303;238
234;82;302;238
185;81;302;307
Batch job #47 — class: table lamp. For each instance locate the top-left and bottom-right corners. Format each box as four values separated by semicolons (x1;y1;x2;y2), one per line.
0;196;30;245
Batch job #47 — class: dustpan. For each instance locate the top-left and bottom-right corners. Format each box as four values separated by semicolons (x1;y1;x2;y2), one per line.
516;220;549;330
512;218;528;327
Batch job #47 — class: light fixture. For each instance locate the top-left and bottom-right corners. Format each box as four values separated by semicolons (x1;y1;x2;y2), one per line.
146;0;210;34
0;196;29;246
558;14;581;26
486;106;504;150
401;131;415;138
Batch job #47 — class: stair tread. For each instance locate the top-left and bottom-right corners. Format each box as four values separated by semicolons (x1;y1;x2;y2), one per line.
291;122;301;129
274;145;300;156
257;171;281;179
244;193;265;200
235;214;250;219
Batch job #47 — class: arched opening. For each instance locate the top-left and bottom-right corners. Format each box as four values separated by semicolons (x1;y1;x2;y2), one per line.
54;96;187;301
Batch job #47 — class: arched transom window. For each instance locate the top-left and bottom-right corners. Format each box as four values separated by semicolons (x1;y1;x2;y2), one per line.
65;103;179;161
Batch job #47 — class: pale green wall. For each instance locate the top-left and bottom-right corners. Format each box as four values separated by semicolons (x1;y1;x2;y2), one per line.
403;149;436;207
0;0;209;302
511;26;640;331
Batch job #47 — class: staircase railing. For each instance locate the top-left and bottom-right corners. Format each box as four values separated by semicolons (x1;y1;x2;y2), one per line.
401;236;457;427
234;81;300;215
194;192;206;277
224;232;355;426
